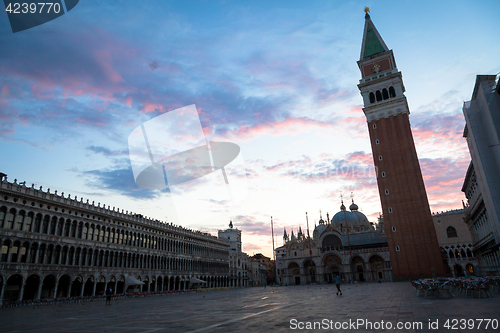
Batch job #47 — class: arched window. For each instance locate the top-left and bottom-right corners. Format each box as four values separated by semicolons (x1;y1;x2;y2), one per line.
382;88;389;100
389;86;396;97
376;90;382;101
5;209;16;229
446;226;458;238
369;92;375;103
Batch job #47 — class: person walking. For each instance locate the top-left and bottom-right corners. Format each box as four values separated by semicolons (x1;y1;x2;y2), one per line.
334;274;342;296
105;287;113;305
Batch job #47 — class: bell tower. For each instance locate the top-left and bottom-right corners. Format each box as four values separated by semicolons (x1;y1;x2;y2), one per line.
357;9;445;280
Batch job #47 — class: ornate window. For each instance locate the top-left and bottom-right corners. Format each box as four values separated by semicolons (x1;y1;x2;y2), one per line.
369;92;375;103
376;90;382;101
446;226;458;238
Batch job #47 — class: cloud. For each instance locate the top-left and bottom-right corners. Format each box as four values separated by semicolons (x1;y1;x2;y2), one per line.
83;163;167;200
86;145;128;157
263;151;377;188
233;215;271;237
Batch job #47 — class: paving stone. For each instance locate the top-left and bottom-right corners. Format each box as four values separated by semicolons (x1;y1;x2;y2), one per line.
0;282;499;332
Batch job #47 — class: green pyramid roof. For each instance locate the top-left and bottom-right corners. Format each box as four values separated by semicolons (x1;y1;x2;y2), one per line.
360;14;389;60
363;24;386;58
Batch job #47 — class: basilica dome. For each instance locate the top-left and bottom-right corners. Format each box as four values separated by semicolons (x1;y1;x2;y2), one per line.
330;201;371;231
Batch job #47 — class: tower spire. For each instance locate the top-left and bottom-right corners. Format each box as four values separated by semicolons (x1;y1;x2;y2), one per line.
360;9;389;60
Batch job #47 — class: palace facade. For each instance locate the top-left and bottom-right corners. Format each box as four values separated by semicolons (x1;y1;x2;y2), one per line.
0;175;230;305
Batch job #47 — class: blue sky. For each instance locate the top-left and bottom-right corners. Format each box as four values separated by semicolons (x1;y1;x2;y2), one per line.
1;0;499;257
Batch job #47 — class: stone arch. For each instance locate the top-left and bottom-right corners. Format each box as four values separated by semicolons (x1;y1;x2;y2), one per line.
170;276;175;291
368;255;385;281
453;264;464;277
71;275;83;297
57;274;71;298
41;274;57;299
23;274;40;300
117;275;125;294
465;263;475;276
96;275;106;295
351;256;365;282
322;254;342;283
83;276;95;296
175;276;180;290
287;262;300;285
322;234;342;251
3;274;23;302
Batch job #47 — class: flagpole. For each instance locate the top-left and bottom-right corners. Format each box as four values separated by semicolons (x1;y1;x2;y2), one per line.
306;212;314;283
271;216;275;285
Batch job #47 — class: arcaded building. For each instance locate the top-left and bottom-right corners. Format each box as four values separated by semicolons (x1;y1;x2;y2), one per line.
461;74;500;275
356;10;445;280
0;175;230;305
275;201;392;285
432;209;478;276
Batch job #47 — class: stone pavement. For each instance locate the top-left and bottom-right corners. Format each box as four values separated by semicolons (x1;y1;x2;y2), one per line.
1;282;499;333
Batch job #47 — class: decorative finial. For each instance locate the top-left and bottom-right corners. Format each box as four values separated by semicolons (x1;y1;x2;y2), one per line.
364;6;370;14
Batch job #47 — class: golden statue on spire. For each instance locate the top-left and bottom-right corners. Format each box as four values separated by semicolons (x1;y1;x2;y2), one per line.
364;6;370;14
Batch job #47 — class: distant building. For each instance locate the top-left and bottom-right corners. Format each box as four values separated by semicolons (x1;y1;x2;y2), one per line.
218;222;249;287
249;260;266;287
0;175;230;306
275;202;392;286
356;11;445;280
462;74;500;275
432;209;478;276
251;253;275;284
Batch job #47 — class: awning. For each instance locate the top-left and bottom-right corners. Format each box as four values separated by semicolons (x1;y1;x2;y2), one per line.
126;275;145;285
189;277;206;284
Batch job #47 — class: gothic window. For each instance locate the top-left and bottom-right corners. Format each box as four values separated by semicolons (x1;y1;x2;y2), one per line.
376;90;382;101
446;226;458;238
382;88;389;100
369;92;375;103
389;86;396;97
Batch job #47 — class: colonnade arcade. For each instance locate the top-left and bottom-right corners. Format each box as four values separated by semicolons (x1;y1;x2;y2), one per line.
0;180;232;306
0;272;230;303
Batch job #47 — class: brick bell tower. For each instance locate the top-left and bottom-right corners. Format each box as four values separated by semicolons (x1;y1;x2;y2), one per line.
356;9;445;280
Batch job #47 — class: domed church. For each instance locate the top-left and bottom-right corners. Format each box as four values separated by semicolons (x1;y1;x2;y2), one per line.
275;200;393;285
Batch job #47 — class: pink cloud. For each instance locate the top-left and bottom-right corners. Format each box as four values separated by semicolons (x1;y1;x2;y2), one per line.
141;101;166;114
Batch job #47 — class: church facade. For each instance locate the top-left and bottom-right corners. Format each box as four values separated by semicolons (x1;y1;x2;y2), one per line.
275;202;392;285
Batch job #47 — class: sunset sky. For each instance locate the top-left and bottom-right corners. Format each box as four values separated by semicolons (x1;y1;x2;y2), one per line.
1;0;499;258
